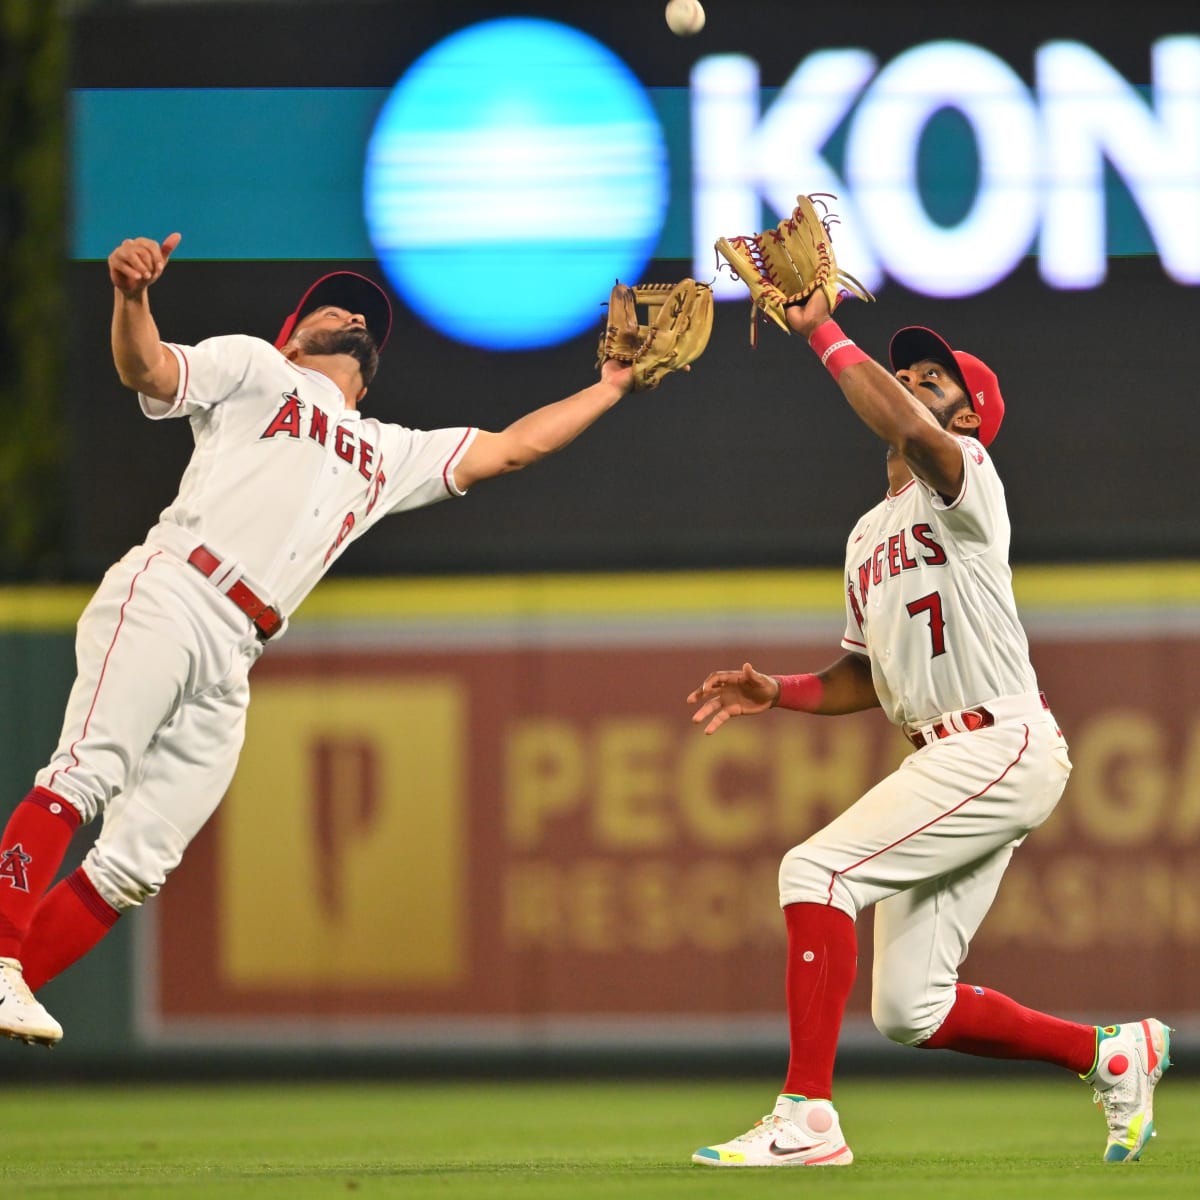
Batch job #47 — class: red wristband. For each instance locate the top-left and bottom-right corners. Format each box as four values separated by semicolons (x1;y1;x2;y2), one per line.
807;321;870;381
773;673;824;711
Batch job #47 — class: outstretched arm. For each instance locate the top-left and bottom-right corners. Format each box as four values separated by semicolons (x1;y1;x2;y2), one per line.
452;359;635;489
688;652;878;735
785;294;966;497
109;233;182;401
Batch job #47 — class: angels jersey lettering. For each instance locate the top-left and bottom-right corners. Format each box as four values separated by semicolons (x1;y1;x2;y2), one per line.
139;335;476;617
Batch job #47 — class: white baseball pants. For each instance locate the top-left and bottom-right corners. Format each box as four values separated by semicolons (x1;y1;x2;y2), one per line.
778;693;1072;1045
34;542;262;910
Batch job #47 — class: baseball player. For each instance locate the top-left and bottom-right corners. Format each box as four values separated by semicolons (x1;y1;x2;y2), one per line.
686;289;1170;1166
0;232;645;1047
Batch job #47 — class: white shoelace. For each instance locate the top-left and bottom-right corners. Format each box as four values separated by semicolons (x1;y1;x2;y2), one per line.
1092;1073;1137;1130
733;1116;779;1142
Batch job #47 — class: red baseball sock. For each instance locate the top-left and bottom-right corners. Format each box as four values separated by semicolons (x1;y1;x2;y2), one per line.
918;983;1097;1073
22;868;122;991
781;902;858;1099
0;788;82;959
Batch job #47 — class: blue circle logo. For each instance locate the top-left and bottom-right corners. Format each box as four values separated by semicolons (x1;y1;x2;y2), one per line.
364;19;668;350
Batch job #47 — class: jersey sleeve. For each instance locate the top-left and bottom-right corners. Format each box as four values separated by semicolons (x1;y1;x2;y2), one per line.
371;424;479;515
925;437;1007;553
138;334;261;420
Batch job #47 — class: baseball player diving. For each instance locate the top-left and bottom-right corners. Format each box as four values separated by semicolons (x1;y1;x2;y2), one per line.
0;232;705;1048
686;285;1170;1166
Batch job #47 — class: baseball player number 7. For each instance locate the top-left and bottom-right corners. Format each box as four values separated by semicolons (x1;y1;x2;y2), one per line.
906;592;946;657
687;192;1169;1171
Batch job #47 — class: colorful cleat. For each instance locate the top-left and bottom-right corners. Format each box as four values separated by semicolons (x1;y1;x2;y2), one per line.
692;1094;853;1167
0;957;62;1047
1083;1018;1172;1162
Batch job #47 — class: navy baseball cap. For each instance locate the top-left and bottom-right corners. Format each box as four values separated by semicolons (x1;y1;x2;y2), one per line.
274;271;393;352
889;326;1004;447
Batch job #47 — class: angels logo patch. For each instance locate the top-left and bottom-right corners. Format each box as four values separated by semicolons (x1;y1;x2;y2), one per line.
0;843;33;892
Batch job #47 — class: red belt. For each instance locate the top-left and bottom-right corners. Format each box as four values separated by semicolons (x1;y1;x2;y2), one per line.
186;546;283;641
906;692;1049;750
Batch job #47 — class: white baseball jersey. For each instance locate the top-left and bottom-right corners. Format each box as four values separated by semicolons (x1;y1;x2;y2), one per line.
782;436;1071;1045
36;333;478;911
142;334;476;618
840;437;1037;727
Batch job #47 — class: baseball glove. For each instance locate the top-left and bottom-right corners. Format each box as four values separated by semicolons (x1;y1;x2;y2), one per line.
715;193;874;346
596;278;714;390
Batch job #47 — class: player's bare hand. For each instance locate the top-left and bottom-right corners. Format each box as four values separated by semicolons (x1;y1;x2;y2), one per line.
600;357;636;395
784;288;832;340
108;232;182;296
687;661;780;735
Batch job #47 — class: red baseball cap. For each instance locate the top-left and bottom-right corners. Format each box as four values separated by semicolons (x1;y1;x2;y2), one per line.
889;326;1004;447
274;271;393;352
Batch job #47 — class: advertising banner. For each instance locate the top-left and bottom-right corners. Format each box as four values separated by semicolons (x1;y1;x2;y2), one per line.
140;584;1200;1047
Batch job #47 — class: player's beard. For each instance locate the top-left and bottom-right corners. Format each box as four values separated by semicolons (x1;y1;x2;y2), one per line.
297;326;379;385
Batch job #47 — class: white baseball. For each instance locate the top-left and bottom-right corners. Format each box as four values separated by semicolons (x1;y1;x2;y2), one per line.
665;0;706;37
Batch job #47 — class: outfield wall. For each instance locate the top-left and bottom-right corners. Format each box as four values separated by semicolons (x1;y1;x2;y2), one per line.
2;565;1198;1076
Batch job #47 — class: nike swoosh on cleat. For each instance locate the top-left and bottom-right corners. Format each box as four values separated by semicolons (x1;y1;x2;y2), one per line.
768;1141;825;1157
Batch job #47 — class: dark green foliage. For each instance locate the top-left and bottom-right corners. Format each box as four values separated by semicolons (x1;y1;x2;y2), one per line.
0;2;66;578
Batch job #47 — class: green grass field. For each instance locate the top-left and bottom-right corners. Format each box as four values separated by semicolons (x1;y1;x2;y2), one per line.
2;1077;1197;1199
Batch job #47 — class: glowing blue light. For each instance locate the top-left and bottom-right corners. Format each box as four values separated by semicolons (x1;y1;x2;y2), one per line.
364;19;668;350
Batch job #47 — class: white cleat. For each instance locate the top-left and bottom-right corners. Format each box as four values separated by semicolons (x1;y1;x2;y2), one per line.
0;957;62;1047
692;1095;853;1167
1084;1018;1172;1162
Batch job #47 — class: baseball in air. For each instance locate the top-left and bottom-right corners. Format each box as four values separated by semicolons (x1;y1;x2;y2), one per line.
665;0;706;37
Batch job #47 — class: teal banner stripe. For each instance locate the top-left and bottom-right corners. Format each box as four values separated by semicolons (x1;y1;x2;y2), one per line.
71;87;693;262
72;88;385;260
72;86;1156;264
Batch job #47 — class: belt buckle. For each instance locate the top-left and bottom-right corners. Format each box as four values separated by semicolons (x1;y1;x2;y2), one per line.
254;607;283;641
907;724;932;749
191;545;282;642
